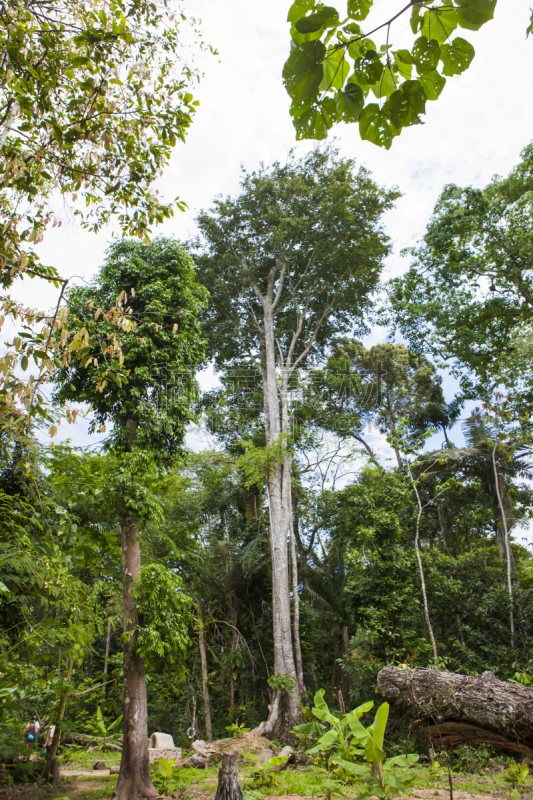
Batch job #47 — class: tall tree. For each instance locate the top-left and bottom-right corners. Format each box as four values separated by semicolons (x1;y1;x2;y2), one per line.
389;143;533;404
53;238;207;800
299;339;458;467
195;147;397;736
0;0;209;428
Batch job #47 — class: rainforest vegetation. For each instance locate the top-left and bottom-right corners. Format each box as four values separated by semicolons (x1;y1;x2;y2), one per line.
1;0;533;797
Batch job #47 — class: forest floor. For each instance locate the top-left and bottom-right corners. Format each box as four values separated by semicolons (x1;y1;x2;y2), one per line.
0;747;529;800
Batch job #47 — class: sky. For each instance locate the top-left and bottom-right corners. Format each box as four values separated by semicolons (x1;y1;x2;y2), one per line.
9;0;533;540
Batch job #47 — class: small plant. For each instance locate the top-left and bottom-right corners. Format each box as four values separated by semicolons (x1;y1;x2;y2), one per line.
268;673;296;694
292;688;372;764
152;756;182;796
510;672;533;686
242;752;288;789
503;763;530;800
225;721;250;739
92;707;123;749
336;702;418;799
307;754;350;800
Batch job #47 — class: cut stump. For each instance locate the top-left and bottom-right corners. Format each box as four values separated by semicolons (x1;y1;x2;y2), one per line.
377;666;533;755
214;753;244;800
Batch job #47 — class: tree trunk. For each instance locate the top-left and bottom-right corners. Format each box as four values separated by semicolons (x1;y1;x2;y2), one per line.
378;666;533;755
112;518;157;800
255;298;301;737
492;447;515;648
289;514;304;696
407;462;438;663
214;753;244;800
198;615;213;741
103;619;112;699
44;658;73;781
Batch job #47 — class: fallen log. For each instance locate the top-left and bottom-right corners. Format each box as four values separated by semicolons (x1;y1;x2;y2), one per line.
377;666;533;756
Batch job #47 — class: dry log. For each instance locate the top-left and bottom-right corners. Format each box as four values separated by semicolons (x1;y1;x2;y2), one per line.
63;732;122;751
377;666;533;755
214;753;244;800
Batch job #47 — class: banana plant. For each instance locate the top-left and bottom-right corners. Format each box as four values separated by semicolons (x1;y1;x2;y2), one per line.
293;688;373;762
94;706;123;748
335;702;419;799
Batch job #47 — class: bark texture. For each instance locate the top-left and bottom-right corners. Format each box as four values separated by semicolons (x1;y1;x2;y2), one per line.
112;518;157;800
198;616;213;741
214;753;244;800
253;289;301;737
44;658;72;780
378;666;533;755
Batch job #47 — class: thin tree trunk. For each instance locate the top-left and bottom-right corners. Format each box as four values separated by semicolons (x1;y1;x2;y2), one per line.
436;501;448;549
112;518;156;800
44;658;73;780
229;628;236;713
198;615;213;741
103;619;111;699
492;446;515;649
0;99;19;154
289;513;304;696
407;462;438;664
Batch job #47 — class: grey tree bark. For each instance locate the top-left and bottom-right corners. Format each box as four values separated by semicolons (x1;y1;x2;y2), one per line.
378;666;533;755
214;753;244;800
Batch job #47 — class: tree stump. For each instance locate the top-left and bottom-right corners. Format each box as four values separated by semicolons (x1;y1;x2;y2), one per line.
377;666;533;755
214;753;244;800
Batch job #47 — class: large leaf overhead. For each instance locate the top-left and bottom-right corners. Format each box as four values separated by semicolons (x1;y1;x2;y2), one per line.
283;0;498;146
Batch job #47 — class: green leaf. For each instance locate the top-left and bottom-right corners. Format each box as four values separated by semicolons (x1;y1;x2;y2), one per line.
21;356;28;371
352;52;383;85
283;41;326;105
393;50;414;79
364;736;386;763
336;81;364;121
369;702;389;749
288;0;315;23
295;5;339;32
384;753;419;769
387;81;426;128
421;8;458;43
455;0;496;30
335;758;369;775
418;68;446;99
440;36;475;75
312;688;338;724
293;98;336;139
320;49;350;90
347;0;372;21
370;66;397;98
347;710;371;742
411;4;423;33
0;581;11;595
412;36;441;74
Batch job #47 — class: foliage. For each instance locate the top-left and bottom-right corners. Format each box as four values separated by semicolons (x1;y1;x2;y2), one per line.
1;0;207;275
334;702;418;799
242;753;287;789
389;144;533;405
131;563;192;665
92;707;123;748
151;756;182;796
293;688;371;763
225;721;250;738
282;0;495;146
268;673;296;694
54;237;207;460
502;763;530;800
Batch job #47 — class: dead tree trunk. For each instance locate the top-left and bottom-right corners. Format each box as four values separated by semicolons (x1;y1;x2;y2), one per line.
214;753;244;800
378;666;533;755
